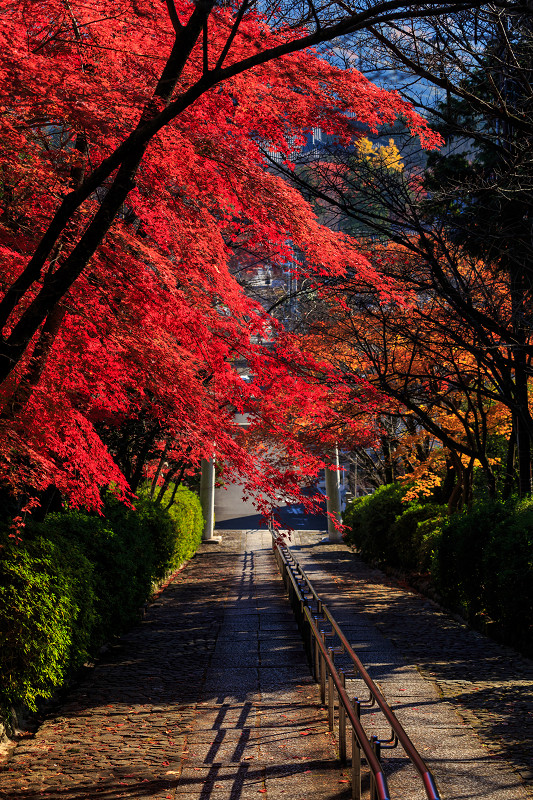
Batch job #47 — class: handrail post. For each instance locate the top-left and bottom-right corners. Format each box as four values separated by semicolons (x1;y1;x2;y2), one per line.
370;736;381;800
352;698;361;800
301;598;312;667
327;647;334;731
339;670;347;764
314;633;320;682
320;631;326;705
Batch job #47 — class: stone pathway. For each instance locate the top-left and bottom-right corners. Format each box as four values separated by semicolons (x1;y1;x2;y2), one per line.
0;531;348;800
290;531;533;799
1;528;532;800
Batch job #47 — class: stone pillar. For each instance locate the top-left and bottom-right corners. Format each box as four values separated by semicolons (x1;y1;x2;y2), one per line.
200;457;221;543
325;446;342;543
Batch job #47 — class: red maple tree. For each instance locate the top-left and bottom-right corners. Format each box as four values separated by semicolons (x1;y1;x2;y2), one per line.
0;0;442;511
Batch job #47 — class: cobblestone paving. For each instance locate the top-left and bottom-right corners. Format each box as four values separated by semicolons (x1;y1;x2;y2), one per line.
291;533;533;794
0;539;233;799
3;527;532;800
0;531;346;800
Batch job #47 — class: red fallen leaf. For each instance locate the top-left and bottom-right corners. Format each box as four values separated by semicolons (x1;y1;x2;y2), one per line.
339;779;349;783
258;791;267;794
162;761;170;766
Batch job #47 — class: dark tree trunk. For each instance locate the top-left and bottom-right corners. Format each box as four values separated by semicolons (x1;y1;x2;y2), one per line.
503;419;517;499
511;272;532;496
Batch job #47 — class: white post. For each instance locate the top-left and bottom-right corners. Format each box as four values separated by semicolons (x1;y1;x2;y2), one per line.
325;446;343;543
200;457;221;543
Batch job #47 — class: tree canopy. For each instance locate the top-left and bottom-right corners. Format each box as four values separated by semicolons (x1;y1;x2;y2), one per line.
0;0;446;513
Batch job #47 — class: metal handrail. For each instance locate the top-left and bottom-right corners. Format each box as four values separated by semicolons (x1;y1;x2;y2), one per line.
303;604;390;800
272;537;441;800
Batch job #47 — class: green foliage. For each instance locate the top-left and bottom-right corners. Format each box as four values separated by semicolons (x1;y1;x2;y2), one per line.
435;500;504;617
343;483;409;563
345;486;533;654
435;497;533;653
343;486;445;572
0;486;204;715
389;503;446;572
36;506;153;644
134;491;177;580
416;514;446;572
342;494;365;534
163;484;204;569
0;533;95;711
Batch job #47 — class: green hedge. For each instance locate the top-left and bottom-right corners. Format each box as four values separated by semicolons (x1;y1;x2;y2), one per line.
435;497;533;653
154;485;205;573
0;535;95;711
345;484;408;563
0;486;203;714
389;502;446;572
343;486;533;655
344;485;445;571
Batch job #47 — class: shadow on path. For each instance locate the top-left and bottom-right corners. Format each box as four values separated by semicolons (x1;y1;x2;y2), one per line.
293;537;533;789
0;532;349;800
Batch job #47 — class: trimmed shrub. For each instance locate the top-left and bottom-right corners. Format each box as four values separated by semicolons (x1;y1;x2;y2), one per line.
389;502;446;572
482;498;533;651
435;497;533;653
132;484;203;578
134;492;178;580
435;499;508;619
417;514;446;573
37;507;154;644
0;485;204;715
0;533;95;711
342;495;365;536
163;485;204;569
344;486;445;572
344;483;409;564
345;486;533;655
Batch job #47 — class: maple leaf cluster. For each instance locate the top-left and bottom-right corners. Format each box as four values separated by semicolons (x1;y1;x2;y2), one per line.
0;0;439;513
